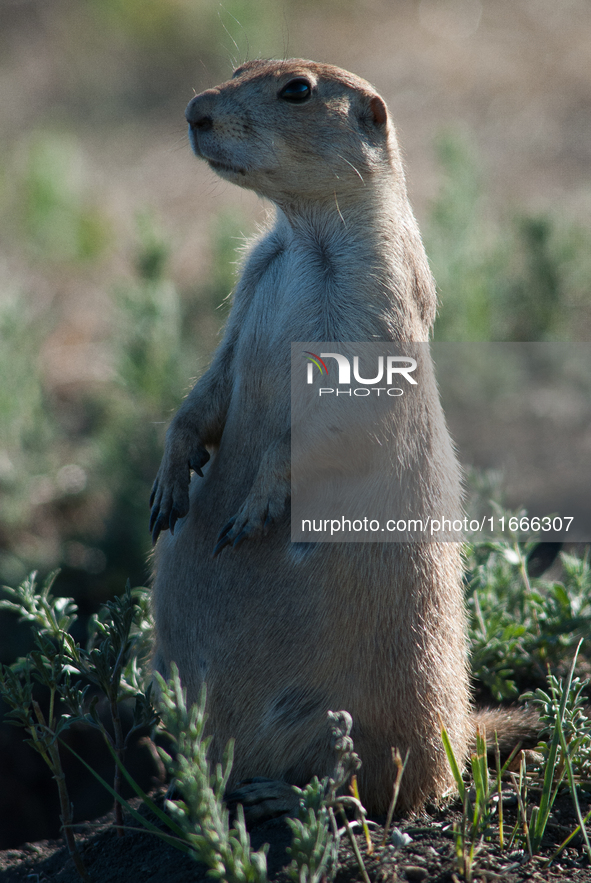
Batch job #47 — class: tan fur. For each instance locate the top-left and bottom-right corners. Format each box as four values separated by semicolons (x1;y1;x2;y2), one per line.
472;707;541;756
150;59;472;814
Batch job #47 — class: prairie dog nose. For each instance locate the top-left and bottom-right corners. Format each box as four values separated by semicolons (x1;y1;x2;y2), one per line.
186;94;215;130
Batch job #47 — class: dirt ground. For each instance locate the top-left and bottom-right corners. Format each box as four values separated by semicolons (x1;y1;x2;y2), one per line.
0;787;590;883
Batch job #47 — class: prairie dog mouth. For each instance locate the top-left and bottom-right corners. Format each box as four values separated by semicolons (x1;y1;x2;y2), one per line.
208;159;246;176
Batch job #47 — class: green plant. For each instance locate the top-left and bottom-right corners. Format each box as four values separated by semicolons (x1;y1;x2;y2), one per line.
154;681;372;883
15;132;110;263
0;572;157;854
443;625;591;880
501;646;591;861
286;776;337;883
442;530;591;877
524;673;591;783
155;665;269;883
61;584;158;833
506;749;533;857
522;642;591;858
286;710;371;883
3;543;591;879
442;724;520;882
0;578;91;881
466;525;591;700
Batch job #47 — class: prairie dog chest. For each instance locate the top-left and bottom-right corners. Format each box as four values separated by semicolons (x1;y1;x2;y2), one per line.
234;219;382;363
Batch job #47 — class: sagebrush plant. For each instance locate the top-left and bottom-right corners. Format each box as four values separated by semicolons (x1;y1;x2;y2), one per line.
0;575;92;881
110;668;372;883
286;710;373;883
57;669;267;876
286;776;336;883
0;571;157;851
156;671;372;883
155;665;269;883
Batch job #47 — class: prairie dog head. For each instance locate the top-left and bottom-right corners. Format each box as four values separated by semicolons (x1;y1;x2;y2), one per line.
185;59;402;205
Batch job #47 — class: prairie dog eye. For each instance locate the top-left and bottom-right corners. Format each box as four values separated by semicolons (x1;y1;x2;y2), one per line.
278;78;312;103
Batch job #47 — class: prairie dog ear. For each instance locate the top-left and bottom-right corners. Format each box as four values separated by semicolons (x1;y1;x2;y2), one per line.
357;90;389;128
368;95;388;126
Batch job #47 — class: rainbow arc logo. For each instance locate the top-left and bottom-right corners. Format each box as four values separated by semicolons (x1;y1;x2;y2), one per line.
303;351;328;375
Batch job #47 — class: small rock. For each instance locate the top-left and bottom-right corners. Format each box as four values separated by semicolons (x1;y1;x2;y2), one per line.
390;827;413;847
401;866;428;882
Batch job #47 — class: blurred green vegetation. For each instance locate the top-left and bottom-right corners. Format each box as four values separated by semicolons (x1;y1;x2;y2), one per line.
0;150;231;614
18;134;111;262
427;133;591;342
0;0;291;121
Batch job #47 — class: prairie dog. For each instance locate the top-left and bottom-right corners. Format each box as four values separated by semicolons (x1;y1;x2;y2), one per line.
150;59;471;813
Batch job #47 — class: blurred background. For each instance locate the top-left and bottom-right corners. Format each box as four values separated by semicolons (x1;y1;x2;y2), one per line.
0;0;590;847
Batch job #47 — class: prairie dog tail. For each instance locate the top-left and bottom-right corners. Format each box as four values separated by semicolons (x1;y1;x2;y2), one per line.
471;706;541;756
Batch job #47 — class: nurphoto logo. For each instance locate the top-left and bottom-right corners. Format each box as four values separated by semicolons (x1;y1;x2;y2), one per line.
303;350;417;397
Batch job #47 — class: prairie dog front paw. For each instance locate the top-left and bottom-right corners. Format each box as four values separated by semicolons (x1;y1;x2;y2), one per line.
149;442;210;544
213;481;289;556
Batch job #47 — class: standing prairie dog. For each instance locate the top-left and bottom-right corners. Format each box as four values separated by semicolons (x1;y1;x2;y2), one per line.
150;58;471;813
